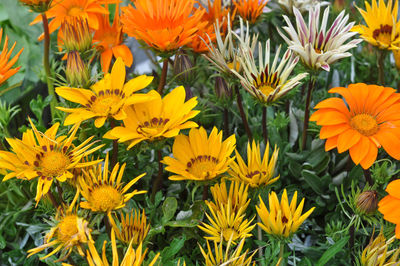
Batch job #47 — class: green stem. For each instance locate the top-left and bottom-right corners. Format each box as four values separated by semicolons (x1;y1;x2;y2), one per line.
157;58;169;95
262;106;268;145
235;85;253;141
301;76;316;150
279;241;285;266
151;150;163;202
377;50;386;86
41;13;57;119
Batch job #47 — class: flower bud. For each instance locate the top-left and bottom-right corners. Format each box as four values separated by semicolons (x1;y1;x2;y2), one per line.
61;18;92;53
360;230;399;265
356;190;378;214
65;51;90;88
19;0;52;13
173;52;195;85
214;76;232;99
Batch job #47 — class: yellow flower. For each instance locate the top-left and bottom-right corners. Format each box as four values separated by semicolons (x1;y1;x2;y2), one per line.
109;209;150;245
229;140;279;188
360;230;400;265
352;0;400;50
0;119;103;204
207;180;250;214
27;191;92;262
56;57;154;128
162;127;236;181
104;86;199;149
0;28;23;86
199;237;257;266
86;228;160;266
256;189;315;239
79;153;146;213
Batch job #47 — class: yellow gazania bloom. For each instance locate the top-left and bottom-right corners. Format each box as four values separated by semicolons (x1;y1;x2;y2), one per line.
56;57;154;128
0;28;23;86
79;153;146;213
352;0;400;50
104;86;199;149
229;140;279;188
94;4;133;73
199;237;257;266
0;119;103;204
27;191;92;262
360;230;400;265
109;209;150;245
256;189;315;239
30;0;109;41
162;127;236;181
86;228;160;266
19;0;51;12
198;198;256;243
207;180;250;214
121;0;207;52
234;0;268;24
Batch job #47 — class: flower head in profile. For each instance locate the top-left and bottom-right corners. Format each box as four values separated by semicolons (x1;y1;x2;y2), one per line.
207;180;250;214
79;154;146;214
278;0;329;15
310;83;400;169
27;191;92;262
257;189;314;239
229;140;279;188
121;0;207;53
65;51;90;88
162;127;236;181
94;4;133;73
19;0;52;13
352;0;400;50
199;237;257;266
60;17;92;53
0;28;23;85
104;86;199;149
360;229;400;264
232;40;307;104
279;5;361;71
56;58;154;128
378;179;400;238
234;0;268;24
0;119;103;204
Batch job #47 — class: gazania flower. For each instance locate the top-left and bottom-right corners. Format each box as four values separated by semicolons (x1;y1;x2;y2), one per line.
232;40;307;104
207;180;250;213
162;127;236;181
86;228;160;266
310;83;400;169
104;86;199;149
360;229;400;264
378;179;400;238
60;17;92;53
256;189;315;239
56;57;154;128
199;237;257;266
121;0;207;53
109;209;150;245
278;0;329;15
30;0;109;41
27;192;92;262
0;119;102;204
94;4;133;73
19;0;52;13
229;140;280;188
352;0;400;50
279;5;361;71
79;153;146;213
0;28;23;85
234;0;268;24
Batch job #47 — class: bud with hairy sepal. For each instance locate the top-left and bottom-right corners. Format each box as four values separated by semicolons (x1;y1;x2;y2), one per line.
61;18;92;53
214;76;232;99
19;0;52;13
65;51;90;88
356;190;378;215
173;52;195;85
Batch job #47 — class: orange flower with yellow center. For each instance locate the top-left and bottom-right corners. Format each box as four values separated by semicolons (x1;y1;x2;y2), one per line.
234;0;268;24
310;83;400;169
121;0;207;52
94;4;133;73
0;28;23;86
378;179;400;238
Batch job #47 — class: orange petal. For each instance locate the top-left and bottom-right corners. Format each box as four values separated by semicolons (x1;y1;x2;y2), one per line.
349;136;370;165
386;179;400;199
337;129;361;153
325;135;338;151
374;129;400;159
359;141;378;169
112;45;133;67
314;98;350;116
320;124;349;139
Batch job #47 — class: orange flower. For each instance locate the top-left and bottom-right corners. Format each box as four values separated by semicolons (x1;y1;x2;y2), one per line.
121;0;207;53
19;0;52;12
378;179;400;238
234;0;268;24
0;29;23;86
30;0;110;41
94;4;133;73
310;83;400;169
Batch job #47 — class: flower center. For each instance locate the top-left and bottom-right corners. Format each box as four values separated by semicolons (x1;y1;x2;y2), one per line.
136;117;170;139
185;155;219;179
259;85;275;96
222;228;239;242
227;61;240;72
252;69;280;97
350;114;379;136
90;185;123;212
57;215;79;244
373;24;393;46
86;90;125;115
37;150;70;178
68;6;84;17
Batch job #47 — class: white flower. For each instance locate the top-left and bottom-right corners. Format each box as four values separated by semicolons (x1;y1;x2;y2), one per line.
278;0;329;15
279;5;362;71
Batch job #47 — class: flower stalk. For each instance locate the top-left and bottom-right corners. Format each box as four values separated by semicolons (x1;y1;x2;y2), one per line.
151;150;164;202
279;241;285;266
262;106;268;145
235;85;253;141
157;58;169;94
110;120;118;169
301;75;316;150
377;50;387;86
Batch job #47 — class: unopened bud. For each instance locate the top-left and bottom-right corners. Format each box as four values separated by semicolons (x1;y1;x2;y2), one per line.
173;53;195;85
19;0;52;13
66;51;90;88
214;76;232;99
61;18;92;53
356;190;378;214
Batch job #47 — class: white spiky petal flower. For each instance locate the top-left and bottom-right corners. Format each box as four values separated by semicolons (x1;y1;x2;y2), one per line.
279;5;362;72
231;40;308;104
278;0;329;15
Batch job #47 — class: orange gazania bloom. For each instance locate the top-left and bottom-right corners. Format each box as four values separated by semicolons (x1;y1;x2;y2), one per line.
234;0;268;24
0;29;23;86
94;5;133;73
378;179;400;238
30;0;109;41
19;0;52;13
121;0;207;52
310;83;400;169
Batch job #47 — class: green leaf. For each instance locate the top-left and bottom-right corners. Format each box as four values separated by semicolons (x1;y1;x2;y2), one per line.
162;197;178;223
316;237;349;266
0;234;5;249
301;170;323;194
161;236;186;261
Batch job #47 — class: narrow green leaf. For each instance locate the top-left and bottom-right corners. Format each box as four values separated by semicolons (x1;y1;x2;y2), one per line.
316;237;349;266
